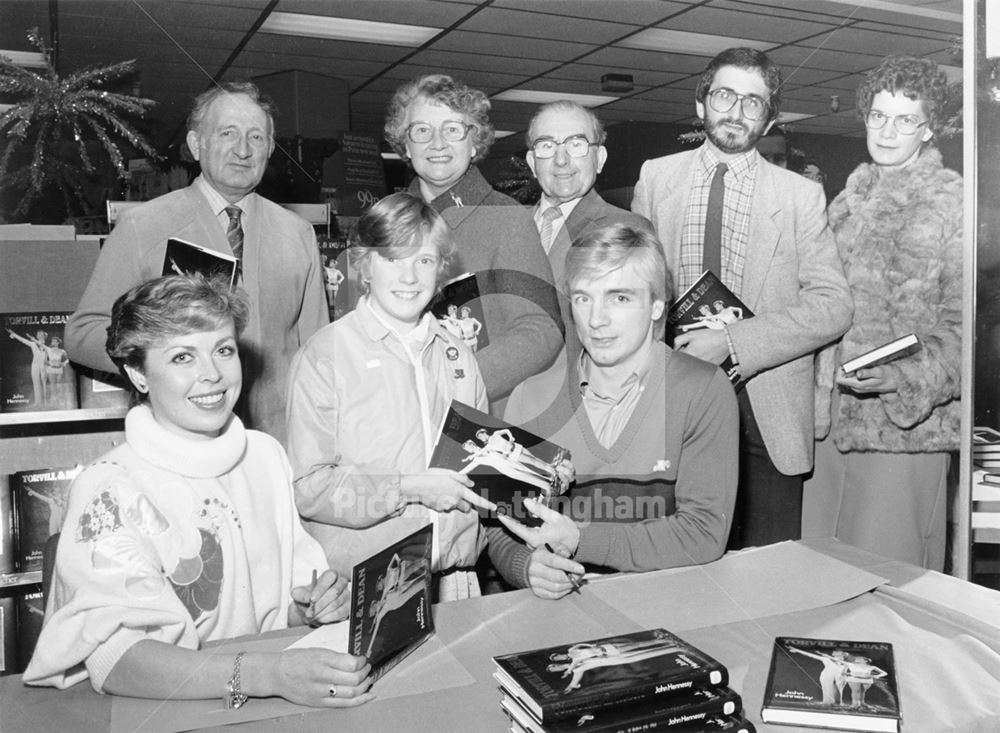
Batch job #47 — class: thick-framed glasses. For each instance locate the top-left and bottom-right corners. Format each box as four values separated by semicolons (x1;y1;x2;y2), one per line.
530;135;597;159
707;87;769;121
406;120;476;144
865;110;928;136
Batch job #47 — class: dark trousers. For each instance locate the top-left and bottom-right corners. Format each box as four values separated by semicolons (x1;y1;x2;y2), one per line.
726;390;804;550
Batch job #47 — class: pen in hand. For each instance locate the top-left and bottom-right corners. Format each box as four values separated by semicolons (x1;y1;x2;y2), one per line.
308;568;318;618
545;542;583;594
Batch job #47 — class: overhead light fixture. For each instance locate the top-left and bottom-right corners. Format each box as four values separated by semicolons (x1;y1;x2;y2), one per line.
619;29;772;56
0;50;47;68
380;152;402;160
492;90;618;107
815;0;960;23
601;73;634;93
775;112;814;124
494;130;517;139
260;12;440;46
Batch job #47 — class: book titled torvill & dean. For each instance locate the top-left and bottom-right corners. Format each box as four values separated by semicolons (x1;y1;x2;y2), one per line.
430;271;489;353
501;682;744;733
1;311;78;413
348;523;433;681
666;270;751;387
429;400;572;524
162;237;238;287
761;636;901;732
840;333;920;376
493;628;728;724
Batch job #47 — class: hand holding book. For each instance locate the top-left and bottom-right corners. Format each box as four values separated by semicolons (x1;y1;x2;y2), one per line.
499;497;585;599
835;365;898;395
398;468;497;513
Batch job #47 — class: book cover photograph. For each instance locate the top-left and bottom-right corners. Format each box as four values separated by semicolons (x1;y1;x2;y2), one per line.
431;272;489;353
429;400;572;522
493;628;728;723
501;682;741;733
348;523;433;678
840;333;920;376
77;367;131;410
1;311;78;412
665;270;752;387
162;237;237;287
12;465;81;573
761;636;900;732
317;235;355;321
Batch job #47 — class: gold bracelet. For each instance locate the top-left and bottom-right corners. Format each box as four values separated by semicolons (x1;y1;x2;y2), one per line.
226;651;249;710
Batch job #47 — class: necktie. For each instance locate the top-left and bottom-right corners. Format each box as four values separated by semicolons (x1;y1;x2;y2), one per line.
703;162;727;277
225;206;244;265
538;205;563;254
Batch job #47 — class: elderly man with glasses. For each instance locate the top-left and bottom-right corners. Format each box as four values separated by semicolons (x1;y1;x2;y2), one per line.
632;48;853;550
524;101;654;336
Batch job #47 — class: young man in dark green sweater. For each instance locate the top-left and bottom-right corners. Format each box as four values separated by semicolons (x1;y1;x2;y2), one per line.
488;224;738;599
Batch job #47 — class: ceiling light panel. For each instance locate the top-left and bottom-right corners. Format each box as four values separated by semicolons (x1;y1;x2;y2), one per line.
260;12;440;47
492;90;619;107
618;29;773;57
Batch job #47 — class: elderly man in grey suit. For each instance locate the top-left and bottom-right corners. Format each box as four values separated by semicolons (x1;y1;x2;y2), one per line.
632;48;852;549
66;81;327;444
526;101;653;333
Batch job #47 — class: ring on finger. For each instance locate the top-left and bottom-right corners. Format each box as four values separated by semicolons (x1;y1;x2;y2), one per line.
329;686;337;698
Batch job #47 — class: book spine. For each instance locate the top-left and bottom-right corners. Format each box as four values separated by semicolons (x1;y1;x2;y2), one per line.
542;667;729;722
0;474;15;576
553;688;741;733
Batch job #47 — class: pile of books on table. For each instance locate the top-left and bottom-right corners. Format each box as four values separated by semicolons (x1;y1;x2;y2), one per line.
493;628;755;732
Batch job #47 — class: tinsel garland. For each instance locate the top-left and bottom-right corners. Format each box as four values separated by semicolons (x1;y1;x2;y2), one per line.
0;28;158;219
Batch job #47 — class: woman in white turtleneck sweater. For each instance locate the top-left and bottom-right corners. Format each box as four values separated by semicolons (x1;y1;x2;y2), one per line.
24;274;373;710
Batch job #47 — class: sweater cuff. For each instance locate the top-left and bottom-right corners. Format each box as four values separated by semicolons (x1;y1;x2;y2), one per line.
573;526;612;568
85;628;148;692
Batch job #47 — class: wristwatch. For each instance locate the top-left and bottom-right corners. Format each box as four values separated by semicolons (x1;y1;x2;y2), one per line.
226;651;248;710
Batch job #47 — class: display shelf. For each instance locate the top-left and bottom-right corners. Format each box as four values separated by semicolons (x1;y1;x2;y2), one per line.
0;406;127;427
0;572;41;589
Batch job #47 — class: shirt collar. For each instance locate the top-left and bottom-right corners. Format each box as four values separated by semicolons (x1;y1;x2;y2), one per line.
698;144;757;180
537;194;583;220
577;346;652;400
193;174;252;216
358;296;440;347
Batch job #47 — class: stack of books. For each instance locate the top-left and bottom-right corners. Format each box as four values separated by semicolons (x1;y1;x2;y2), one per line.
493;628;755;732
973;426;1000;470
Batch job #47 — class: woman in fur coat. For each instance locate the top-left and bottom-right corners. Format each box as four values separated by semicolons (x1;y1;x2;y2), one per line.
803;56;962;571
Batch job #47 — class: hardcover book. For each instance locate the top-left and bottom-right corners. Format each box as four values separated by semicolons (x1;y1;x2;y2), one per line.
1;312;78;412
348;523;433;680
666;270;751;387
429;400;572;523
77;367;131;410
493;628;728;723
0;595;15;674
12;465;81;573
0;474;14;576
162;237;238;287
430;272;489;353
15;589;45;673
317;234;354;321
761;636;900;732
500;682;741;733
840;333;920;376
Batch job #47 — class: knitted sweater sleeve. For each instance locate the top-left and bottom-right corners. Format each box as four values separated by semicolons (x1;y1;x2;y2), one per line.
22;462;203;692
574;368;739;571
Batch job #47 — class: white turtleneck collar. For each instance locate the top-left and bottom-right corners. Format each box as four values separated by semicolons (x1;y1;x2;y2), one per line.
124;404;247;479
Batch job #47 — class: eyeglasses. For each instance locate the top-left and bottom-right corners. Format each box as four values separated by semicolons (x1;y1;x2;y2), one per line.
865;110;928;135
406;120;476;144
707;87;770;121
529;135;597;159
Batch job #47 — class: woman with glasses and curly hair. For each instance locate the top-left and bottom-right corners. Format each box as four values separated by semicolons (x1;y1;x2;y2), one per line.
804;56;962;571
384;74;563;412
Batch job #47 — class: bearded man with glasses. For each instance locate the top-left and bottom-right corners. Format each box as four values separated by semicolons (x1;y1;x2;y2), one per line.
524;100;654;336
632;47;853;550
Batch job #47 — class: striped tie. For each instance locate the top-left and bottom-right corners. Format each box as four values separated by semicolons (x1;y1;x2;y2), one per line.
225;206;244;264
539;205;562;254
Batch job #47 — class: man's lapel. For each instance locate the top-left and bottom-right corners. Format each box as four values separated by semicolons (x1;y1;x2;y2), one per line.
742;163;782;309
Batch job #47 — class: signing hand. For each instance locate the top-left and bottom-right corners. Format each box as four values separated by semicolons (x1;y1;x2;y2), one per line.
836;365;898;394
291;569;350;626
673;328;730;364
400;468;497;513
524;545;585;600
